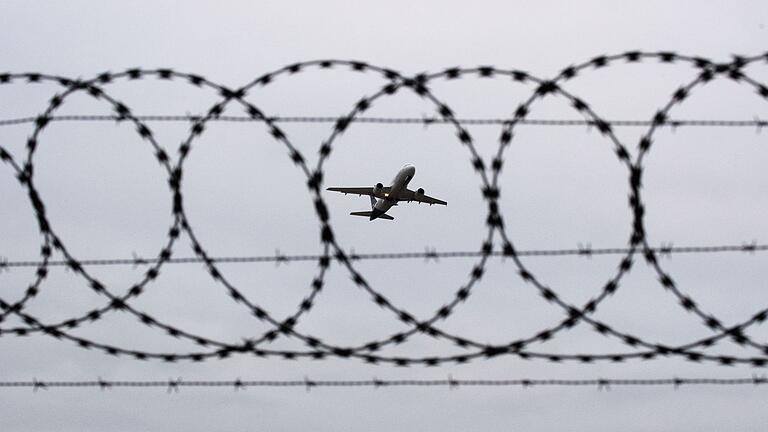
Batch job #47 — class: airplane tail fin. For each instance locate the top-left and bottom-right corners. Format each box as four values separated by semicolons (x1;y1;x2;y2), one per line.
350;211;394;221
369;195;376;210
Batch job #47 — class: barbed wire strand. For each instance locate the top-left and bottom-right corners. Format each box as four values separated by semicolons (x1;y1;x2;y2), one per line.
0;115;767;128
1;242;765;269
2;376;766;391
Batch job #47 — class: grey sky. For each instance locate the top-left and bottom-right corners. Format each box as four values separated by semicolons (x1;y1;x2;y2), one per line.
1;1;768;431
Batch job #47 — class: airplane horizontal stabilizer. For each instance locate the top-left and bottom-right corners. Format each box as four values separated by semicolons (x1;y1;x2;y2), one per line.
350;211;394;220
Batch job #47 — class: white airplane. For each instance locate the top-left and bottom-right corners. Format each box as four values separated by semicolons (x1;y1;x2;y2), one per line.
327;164;447;221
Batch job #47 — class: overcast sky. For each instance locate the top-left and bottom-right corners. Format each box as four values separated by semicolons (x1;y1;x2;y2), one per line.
1;1;768;431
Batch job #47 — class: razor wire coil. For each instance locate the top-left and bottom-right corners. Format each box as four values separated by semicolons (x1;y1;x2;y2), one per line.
2;51;768;366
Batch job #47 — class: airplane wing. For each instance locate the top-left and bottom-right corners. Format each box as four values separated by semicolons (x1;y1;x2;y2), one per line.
399;188;447;205
326;187;391;197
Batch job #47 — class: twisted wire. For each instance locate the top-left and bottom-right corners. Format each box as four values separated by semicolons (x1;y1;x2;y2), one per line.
1;376;765;391
2;242;765;269
1;114;767;128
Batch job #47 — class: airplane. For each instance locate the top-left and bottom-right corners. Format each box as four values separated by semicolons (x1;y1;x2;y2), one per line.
326;164;447;221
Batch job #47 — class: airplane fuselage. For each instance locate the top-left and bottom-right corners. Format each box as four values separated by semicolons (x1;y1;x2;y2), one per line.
326;163;445;221
370;164;415;220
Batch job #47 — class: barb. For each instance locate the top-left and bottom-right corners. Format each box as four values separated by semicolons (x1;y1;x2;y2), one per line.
273;249;288;267
577;242;593;259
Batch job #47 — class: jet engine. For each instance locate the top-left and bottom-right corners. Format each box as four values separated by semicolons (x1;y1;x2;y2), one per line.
374;182;384;195
416;187;425;197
